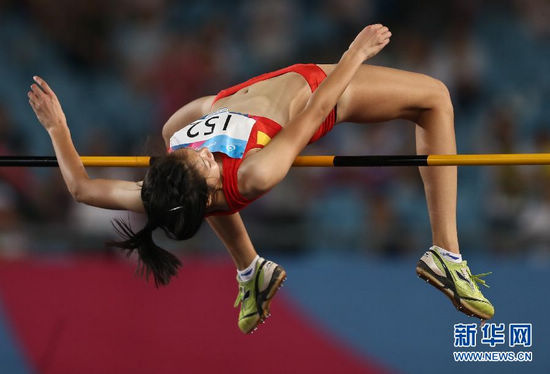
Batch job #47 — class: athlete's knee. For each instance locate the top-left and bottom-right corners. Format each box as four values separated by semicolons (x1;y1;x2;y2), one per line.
161;122;173;148
413;76;454;129
428;78;454;117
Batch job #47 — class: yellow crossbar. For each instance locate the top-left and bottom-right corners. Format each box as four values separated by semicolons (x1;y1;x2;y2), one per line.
3;154;550;167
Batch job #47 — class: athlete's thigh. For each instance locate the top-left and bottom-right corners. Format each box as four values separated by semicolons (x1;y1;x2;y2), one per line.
318;64;443;123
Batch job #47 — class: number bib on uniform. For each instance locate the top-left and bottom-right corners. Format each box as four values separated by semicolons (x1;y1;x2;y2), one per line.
169;109;256;159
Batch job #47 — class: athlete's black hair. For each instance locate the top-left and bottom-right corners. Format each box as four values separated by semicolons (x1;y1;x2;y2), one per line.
107;153;210;287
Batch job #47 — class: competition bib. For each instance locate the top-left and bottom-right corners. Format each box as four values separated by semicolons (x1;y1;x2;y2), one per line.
170;109;256;159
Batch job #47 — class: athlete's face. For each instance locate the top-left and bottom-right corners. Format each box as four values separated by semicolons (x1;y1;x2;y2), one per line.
174;148;221;190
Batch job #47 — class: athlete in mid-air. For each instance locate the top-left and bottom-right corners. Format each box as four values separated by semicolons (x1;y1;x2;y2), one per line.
28;24;493;334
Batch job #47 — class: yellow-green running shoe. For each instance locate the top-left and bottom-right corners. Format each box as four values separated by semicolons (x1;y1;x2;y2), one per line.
234;258;286;334
416;247;494;320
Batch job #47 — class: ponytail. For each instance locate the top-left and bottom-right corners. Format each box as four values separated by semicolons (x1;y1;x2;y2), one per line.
107;218;182;287
107;152;209;287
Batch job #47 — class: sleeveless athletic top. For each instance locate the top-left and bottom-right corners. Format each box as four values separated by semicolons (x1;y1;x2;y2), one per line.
170;64;337;215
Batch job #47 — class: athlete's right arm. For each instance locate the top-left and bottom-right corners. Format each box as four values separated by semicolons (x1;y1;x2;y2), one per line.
28;77;145;213
240;24;391;197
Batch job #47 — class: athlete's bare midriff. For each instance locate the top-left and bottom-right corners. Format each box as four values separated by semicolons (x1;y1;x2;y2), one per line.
211;65;334;127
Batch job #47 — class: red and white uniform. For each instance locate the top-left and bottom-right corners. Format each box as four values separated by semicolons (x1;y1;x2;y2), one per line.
170;64;337;215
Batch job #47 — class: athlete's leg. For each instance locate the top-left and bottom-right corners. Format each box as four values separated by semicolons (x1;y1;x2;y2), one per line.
320;64;459;253
207;213;286;334
206;214;258;269
319;64;493;320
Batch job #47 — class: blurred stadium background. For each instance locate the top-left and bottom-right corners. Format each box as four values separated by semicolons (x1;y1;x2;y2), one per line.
0;0;549;373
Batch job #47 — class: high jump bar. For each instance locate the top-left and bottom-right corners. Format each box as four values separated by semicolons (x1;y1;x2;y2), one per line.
2;154;550;167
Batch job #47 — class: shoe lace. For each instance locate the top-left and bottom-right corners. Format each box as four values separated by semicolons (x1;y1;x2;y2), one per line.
470;272;492;288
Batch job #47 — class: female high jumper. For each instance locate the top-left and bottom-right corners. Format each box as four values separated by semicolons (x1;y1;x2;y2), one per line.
28;24;493;334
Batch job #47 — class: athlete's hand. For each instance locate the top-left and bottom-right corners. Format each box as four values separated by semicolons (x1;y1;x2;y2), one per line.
28;76;68;133
348;24;391;60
